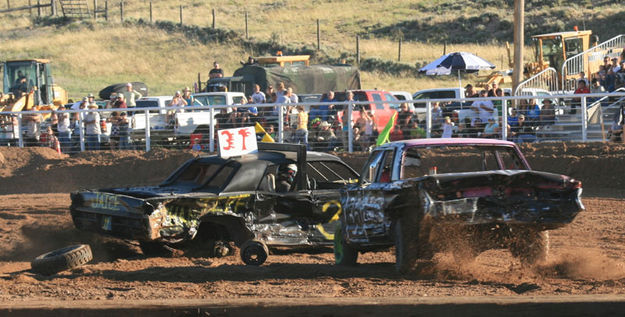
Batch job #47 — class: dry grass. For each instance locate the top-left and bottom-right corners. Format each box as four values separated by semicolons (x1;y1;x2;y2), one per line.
0;0;581;97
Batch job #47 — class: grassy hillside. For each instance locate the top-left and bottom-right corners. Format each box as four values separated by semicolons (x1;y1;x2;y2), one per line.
0;0;622;98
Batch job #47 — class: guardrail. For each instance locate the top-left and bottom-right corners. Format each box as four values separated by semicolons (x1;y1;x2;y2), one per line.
561;34;625;91
1;91;624;154
514;67;559;96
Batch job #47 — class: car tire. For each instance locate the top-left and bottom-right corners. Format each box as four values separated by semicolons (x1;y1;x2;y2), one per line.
393;216;420;274
31;244;93;276
240;239;269;266
508;228;549;266
334;224;358;266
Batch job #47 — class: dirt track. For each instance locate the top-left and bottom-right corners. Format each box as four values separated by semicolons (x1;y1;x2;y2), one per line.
0;143;624;314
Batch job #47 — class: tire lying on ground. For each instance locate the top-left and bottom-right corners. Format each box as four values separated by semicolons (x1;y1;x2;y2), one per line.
30;244;93;276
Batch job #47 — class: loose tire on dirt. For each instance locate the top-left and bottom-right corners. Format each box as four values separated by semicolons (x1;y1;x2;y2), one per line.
508;229;549;266
31;244;93;276
240;239;269;266
334;224;358;266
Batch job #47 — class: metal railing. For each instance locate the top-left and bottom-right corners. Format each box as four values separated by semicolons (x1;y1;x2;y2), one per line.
561;35;625;91
1;91;625;154
514;67;559;96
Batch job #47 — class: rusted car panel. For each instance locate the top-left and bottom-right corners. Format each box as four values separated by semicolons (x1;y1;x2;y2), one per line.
70;143;359;265
336;138;583;268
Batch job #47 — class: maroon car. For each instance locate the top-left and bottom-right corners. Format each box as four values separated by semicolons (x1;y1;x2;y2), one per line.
334;138;584;272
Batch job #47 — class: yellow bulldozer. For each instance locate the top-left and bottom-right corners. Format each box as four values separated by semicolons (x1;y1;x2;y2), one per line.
0;59;68;118
481;29;597;88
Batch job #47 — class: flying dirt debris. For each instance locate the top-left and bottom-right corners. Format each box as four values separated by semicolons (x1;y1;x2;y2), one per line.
335;138;584;273
70;142;358;266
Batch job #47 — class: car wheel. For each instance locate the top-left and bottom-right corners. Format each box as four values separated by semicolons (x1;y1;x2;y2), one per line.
508;228;549;266
31;244;93;276
333;224;358;266
393;216;419;274
240;239;269;266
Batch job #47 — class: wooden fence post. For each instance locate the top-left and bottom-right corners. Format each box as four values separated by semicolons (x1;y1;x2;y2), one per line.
120;1;123;23
211;8;215;28
356;35;360;64
93;0;97;19
316;19;320;51
37;0;41;16
197;73;202;92
104;0;108;21
6;0;9;9
179;5;182;25
149;1;152;23
28;0;32;16
398;39;402;62
50;0;56;16
245;11;248;39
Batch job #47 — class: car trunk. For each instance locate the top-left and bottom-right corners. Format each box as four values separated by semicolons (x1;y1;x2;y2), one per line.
418;170;583;227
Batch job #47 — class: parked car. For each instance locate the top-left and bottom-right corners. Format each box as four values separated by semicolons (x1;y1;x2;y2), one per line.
70;143;359;266
334;138;584;272
316;90;398;132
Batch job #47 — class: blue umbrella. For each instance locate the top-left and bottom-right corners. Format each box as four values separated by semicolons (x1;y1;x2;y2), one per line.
419;52;495;87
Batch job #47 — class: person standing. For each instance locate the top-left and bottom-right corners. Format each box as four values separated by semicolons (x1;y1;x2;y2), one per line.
118;112;131;149
54;107;71;153
441;116;455;138
294;105;309;148
122;83;142;108
182;87;194;107
83;103;101;151
251;84;266;104
22;113;42;147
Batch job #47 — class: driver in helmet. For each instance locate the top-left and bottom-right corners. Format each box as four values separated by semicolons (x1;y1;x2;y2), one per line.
276;163;298;192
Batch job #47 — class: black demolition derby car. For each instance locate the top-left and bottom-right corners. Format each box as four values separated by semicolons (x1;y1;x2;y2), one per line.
71;143;358;265
334;138;585;272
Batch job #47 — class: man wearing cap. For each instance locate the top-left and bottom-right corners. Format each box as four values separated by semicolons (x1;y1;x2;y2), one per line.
83;103;101;151
122;83;142;108
87;93;97;108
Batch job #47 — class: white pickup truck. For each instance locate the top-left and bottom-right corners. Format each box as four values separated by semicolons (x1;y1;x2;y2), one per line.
130;92;246;143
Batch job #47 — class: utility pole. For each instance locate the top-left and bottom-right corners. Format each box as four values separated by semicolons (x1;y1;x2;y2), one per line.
512;0;524;93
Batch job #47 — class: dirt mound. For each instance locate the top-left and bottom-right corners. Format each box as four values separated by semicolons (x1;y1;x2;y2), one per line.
1;142;625;195
0;148;198;194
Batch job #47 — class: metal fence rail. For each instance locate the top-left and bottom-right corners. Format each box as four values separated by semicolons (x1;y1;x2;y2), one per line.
562;35;625;91
1;92;624;154
514;67;559;96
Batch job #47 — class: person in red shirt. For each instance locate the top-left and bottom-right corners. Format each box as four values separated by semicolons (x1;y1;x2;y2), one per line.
572;80;590;114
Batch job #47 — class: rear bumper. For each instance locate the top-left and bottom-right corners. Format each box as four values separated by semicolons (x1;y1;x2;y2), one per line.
422;188;584;228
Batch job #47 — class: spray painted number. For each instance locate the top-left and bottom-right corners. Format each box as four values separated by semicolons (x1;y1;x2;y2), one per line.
315;200;343;240
91;193;120;211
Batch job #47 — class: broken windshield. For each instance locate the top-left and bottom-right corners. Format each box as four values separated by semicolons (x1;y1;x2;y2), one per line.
402;145;527;179
168;162;236;190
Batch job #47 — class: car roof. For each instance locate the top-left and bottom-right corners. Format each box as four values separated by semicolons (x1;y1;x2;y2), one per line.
137;96;172;100
197;149;343;164
192;92;245;96
379;138;517;149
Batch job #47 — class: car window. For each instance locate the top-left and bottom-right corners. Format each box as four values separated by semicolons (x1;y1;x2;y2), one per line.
401;145;525;179
307;161;358;184
360;150;385;184
394;94;406;101
232;96;245;104
372;93;385;110
172;163;222;186
376;150;395;183
204;165;235;190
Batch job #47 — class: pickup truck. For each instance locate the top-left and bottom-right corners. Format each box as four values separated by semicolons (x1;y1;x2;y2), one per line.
334;138;584;273
131;92;246;144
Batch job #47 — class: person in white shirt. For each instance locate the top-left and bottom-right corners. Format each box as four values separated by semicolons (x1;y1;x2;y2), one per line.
122;83;143;108
441;116;454;138
470;90;495;125
54;107;71;153
83;104;101;151
251;84;266;104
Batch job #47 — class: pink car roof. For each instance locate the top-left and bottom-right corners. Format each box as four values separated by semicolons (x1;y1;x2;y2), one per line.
389;138;517;147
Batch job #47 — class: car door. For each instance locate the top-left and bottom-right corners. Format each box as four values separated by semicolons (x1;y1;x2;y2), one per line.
343;149;397;244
